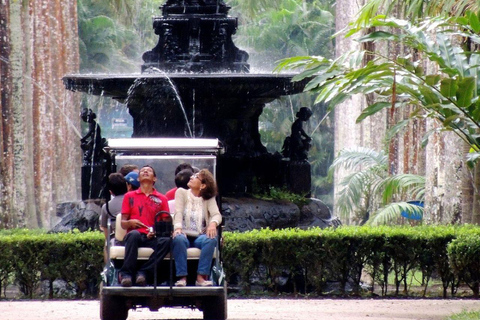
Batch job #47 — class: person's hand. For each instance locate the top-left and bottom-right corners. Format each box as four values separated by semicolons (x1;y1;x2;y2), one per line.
129;219;147;230
206;222;218;239
146;230;155;239
173;228;183;238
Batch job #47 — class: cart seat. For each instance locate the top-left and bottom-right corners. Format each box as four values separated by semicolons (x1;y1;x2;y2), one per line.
110;214;211;260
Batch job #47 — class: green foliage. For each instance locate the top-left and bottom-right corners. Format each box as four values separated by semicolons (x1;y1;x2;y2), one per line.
352;0;479;28
448;232;480;297
254;186;309;208
78;0;161;72
230;0;335;67
329;147;425;225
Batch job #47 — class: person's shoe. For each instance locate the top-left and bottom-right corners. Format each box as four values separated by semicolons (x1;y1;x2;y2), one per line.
121;276;132;287
195;280;213;287
135;274;146;286
175;279;187;287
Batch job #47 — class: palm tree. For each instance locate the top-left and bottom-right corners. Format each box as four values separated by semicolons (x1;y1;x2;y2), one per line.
330;147;425;225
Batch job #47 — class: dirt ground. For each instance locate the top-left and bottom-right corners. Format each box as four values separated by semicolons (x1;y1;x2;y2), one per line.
2;298;480;320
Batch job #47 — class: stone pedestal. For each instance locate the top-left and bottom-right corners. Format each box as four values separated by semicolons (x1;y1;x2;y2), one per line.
286;161;311;197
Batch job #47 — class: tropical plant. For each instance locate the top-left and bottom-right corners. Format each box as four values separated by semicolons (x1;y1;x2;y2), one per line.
78;0;161;73
329;147;425;225
229;0;335;69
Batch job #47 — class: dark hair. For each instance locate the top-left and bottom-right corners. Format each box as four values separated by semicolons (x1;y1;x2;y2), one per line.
174;163;193;175
141;165;156;177
107;173;127;196
119;164;138;176
175;169;193;189
198;169;217;200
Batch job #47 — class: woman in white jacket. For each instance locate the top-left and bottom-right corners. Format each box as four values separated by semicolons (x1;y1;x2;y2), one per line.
172;169;222;286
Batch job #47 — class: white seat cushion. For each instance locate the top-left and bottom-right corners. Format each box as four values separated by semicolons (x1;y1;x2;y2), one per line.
110;246;206;260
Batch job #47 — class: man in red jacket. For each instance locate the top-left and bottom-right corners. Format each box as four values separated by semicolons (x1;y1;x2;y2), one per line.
119;165;171;287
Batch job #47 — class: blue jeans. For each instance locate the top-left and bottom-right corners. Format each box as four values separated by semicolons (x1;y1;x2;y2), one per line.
172;234;217;277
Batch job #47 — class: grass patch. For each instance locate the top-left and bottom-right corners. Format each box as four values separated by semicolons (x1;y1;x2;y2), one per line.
446;310;480;320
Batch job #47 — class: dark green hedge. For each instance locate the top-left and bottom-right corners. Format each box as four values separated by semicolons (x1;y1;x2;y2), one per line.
1;226;480;299
222;225;480;297
0;229;104;299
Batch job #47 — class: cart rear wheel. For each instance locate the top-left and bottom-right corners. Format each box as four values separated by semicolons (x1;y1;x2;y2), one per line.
203;282;227;320
100;285;128;320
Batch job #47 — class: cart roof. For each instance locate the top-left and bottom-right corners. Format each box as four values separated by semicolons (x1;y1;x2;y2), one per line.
106;138;223;155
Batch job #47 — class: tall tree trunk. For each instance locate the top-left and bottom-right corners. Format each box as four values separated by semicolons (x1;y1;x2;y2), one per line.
461;142;474;224
0;0;15;227
0;0;81;229
471;163;480;224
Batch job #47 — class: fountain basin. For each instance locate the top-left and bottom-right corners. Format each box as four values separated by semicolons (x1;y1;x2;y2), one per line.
63;73;310;101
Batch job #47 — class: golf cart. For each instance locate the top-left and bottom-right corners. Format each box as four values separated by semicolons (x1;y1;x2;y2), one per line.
101;138;227;320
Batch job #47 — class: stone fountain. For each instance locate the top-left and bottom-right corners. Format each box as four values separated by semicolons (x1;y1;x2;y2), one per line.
62;0;339;231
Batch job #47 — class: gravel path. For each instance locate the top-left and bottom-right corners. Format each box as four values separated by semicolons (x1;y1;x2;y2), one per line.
2;298;480;320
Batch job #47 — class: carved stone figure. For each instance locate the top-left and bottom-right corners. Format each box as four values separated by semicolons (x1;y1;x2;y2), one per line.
162;24;179;62
282;107;313;161
80;108;106;165
210;23;228;61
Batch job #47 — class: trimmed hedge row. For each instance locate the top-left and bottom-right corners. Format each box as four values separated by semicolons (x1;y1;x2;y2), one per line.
1;226;480;298
0;229;104;299
222;225;480;297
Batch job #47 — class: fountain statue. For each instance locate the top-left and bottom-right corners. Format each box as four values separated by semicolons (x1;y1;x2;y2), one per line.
79;108;109;200
63;1;339;231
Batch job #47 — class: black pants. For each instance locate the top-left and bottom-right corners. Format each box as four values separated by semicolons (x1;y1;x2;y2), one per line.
120;230;171;279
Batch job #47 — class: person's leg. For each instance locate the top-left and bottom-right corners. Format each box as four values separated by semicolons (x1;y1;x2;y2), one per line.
193;235;217;284
119;230;142;285
171;234;189;278
138;236;172;277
